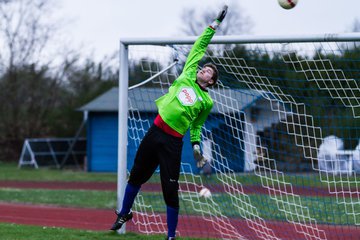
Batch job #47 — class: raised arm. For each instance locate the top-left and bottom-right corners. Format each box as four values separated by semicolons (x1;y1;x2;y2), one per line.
182;5;228;75
190;101;213;168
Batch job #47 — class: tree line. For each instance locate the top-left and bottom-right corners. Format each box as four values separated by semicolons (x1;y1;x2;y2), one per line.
216;44;360;168
0;0;253;161
0;0;119;161
1;0;359;164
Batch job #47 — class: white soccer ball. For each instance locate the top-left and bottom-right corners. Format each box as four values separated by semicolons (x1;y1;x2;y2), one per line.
199;187;212;198
278;0;298;10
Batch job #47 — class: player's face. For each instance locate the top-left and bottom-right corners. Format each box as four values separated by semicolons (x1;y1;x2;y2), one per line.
197;66;214;86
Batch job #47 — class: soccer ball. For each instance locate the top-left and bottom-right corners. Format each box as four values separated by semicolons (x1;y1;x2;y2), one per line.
278;0;298;10
199;187;212;198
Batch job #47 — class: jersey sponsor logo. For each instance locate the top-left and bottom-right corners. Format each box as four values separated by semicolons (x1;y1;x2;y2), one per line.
177;87;197;106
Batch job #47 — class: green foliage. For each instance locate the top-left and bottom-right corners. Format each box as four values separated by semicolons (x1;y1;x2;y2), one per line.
0;64;63;160
47;59;118;137
129;58;176;88
0;58;118;161
212;43;360;169
129;58;155;87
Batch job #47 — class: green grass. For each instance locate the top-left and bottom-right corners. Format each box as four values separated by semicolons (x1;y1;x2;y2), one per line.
1;162;358;190
0;162;116;182
1;161;358;227
0;188;117;209
199;171;359;189
0;223;208;240
0;187;358;225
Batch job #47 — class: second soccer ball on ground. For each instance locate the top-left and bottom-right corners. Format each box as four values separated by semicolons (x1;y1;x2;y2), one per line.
199;187;212;198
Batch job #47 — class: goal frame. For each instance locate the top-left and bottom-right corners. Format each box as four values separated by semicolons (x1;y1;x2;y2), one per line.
118;32;360;233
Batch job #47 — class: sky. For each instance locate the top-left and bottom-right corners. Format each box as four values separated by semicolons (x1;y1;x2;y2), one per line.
57;0;360;61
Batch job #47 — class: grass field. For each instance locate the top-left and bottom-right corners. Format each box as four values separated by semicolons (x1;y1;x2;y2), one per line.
0;162;116;182
0;187;357;225
2;162;358;189
0;162;215;239
0;223;207;240
1;161;358;239
0;222;141;240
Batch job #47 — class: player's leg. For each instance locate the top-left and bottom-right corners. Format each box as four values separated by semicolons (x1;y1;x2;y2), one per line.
158;133;183;239
111;125;160;231
128;125;161;186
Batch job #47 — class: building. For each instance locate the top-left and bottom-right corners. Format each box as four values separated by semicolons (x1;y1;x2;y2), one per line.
79;87;286;173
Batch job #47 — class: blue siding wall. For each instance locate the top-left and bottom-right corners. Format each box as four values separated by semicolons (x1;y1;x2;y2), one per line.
87;112;118;172
87;112;244;173
87;112;196;173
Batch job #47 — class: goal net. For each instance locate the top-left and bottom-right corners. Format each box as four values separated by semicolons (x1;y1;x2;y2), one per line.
118;33;360;239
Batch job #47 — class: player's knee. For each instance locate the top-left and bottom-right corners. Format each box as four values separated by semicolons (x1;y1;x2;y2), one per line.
128;166;150;186
164;193;179;209
163;182;179;208
128;171;144;186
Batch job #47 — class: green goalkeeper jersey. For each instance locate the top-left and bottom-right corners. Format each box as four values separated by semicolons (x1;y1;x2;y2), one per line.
155;26;215;143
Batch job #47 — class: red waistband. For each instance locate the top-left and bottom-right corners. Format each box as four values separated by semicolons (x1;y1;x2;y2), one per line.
154;114;183;138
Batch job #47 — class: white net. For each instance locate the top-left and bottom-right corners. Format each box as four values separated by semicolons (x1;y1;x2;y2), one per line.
122;38;360;239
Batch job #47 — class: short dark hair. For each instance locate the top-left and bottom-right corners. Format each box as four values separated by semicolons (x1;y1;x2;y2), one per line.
203;62;218;86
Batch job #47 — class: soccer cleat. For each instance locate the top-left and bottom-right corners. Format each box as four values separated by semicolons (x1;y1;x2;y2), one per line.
165;237;176;240
110;210;133;231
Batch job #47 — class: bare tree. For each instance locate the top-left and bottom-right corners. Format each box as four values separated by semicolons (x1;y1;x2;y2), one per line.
0;0;118;162
179;0;253;36
0;0;62;74
0;0;66;160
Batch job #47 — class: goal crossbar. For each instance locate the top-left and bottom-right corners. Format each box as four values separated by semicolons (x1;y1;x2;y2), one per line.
120;32;360;46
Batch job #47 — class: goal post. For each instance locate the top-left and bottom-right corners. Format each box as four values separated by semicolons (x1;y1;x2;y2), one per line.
117;41;129;234
118;32;360;239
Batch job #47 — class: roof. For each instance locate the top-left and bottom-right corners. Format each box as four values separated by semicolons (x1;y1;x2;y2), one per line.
78;87;263;114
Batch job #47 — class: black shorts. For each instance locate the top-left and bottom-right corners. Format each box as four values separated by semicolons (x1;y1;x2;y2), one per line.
128;124;183;208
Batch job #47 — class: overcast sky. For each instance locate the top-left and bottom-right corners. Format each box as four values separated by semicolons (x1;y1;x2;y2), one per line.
58;0;360;61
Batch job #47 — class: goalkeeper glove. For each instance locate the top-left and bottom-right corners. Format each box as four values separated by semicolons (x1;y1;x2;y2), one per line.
193;144;207;168
210;5;228;30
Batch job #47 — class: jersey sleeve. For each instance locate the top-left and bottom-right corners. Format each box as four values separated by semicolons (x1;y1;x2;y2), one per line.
182;27;216;78
189;101;213;143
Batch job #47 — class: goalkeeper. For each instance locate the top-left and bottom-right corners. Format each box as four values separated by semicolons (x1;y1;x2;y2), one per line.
110;5;228;240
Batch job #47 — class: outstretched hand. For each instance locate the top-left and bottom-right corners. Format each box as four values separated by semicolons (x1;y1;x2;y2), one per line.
193;144;207;168
216;5;228;23
210;5;228;30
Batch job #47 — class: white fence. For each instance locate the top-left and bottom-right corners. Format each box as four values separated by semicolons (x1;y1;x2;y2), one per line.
318;136;360;174
18;138;86;169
